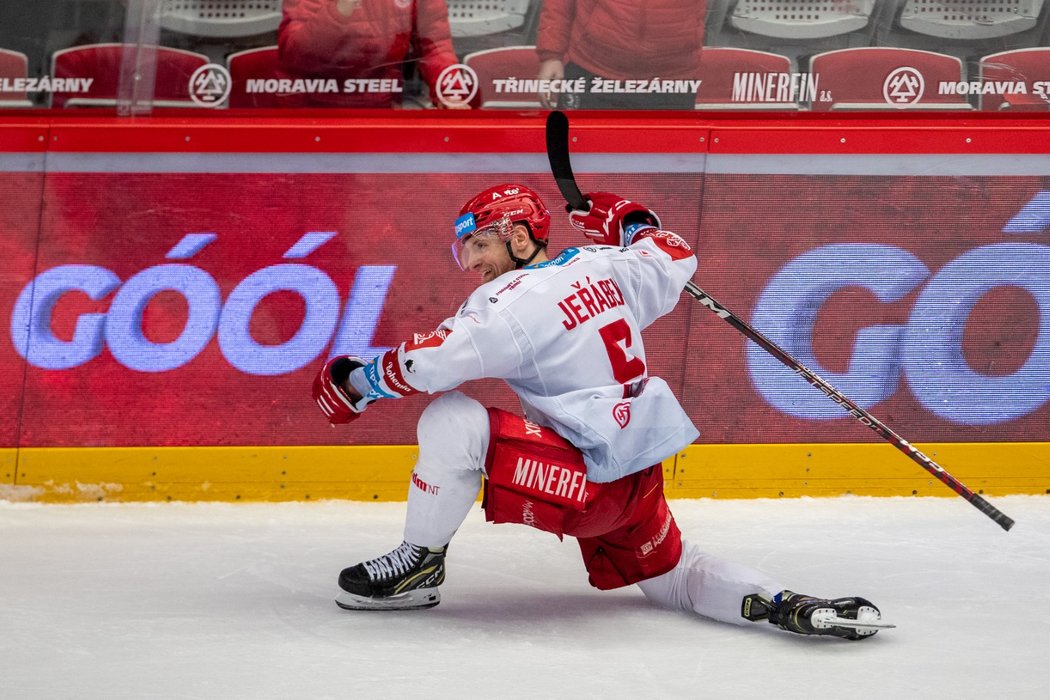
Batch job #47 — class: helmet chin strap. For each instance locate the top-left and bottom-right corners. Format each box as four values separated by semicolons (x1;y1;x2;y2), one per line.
508;241;545;268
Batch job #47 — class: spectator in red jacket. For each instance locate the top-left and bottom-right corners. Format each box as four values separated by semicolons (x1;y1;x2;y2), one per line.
278;0;470;108
536;0;707;110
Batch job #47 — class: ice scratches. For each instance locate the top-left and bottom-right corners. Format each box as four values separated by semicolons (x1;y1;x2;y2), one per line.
73;482;124;500
0;481;124;502
0;484;43;502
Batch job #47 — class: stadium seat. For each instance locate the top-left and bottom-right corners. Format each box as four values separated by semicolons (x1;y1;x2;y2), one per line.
978;48;1050;110
729;0;877;39
226;45;281;107
694;47;797;110
448;0;531;38
50;43;210;108
160;0;282;38
463;46;541;109
898;0;1045;40
808;47;972;110
0;48;34;107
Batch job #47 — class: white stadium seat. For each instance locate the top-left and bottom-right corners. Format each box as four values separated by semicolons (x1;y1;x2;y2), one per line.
447;0;531;38
729;0;877;39
898;0;1045;40
160;0;282;38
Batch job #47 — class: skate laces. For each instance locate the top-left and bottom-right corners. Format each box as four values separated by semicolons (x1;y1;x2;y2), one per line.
363;542;424;582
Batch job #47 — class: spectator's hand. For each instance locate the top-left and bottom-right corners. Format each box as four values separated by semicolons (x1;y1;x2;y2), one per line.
538;59;564;109
568;192;662;247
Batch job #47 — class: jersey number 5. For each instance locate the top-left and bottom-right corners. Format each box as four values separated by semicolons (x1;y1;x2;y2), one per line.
598;318;646;384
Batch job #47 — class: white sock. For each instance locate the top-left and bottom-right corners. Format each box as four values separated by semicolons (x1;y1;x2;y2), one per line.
636;540;784;626
402;391;489;548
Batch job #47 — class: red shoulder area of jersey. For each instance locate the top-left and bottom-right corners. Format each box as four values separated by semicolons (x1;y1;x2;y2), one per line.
634;229;693;260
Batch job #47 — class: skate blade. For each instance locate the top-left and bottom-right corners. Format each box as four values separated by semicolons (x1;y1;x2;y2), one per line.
334;588;440;611
811;607;896;635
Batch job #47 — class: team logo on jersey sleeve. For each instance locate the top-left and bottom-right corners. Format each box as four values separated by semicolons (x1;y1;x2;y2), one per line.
406;329;451;351
633;229;692;260
613;401;632;428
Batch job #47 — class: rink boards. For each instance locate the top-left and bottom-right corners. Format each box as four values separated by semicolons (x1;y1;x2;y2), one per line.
1;442;1047;502
1;115;1048;502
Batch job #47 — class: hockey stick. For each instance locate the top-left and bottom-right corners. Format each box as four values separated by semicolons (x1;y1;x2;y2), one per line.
544;110;1015;532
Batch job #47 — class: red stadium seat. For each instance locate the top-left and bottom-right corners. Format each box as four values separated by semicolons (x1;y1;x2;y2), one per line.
978;48;1050;111
226;45;282;108
0;48;33;107
50;43;210;108
695;48;796;110
463;46;541;109
808;47;972;111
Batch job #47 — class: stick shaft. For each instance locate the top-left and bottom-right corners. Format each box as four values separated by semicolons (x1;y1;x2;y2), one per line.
544;110;1014;532
683;282;1015;532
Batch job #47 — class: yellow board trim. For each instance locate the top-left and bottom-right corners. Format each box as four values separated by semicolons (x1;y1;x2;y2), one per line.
1;442;1048;503
6;445;419;503
673;442;1050;499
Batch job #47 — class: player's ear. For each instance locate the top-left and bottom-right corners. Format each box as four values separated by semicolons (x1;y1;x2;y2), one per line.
510;223;533;254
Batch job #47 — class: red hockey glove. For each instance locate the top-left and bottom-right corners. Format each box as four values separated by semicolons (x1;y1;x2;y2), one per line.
312;355;368;425
568;192;662;247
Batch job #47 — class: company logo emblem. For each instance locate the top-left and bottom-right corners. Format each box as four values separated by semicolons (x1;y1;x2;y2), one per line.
435;64;478;108
407;329;450;351
411;472;440;495
189;63;231;107
523;420;543;437
613;401;632;428
638;511;673;557
522;499;535;526
883;67;924;107
454;212;476;238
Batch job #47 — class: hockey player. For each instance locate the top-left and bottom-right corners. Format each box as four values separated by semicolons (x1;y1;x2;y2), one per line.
312;184;889;640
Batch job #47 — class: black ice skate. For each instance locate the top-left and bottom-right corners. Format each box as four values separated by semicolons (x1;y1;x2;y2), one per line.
742;590;894;640
335;541;446;611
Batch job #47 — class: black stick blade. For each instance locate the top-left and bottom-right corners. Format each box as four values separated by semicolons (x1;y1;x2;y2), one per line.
545;111;587;211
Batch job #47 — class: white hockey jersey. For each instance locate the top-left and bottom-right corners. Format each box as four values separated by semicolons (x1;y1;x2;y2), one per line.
352;228;700;483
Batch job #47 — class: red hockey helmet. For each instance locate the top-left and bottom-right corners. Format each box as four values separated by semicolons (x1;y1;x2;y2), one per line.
452;183;550;270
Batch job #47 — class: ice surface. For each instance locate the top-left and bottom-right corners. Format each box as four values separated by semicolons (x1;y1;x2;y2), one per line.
1;495;1048;700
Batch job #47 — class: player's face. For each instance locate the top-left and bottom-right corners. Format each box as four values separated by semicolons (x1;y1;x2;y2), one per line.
458;233;514;283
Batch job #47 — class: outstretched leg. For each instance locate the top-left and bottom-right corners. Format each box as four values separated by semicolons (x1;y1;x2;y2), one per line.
636;539;784;626
638;540;891;639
